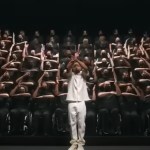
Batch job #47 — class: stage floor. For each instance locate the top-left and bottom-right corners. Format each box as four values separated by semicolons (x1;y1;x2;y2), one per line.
0;146;150;150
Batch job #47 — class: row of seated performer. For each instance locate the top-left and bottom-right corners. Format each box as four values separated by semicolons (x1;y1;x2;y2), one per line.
0;70;150;136
0;29;150;136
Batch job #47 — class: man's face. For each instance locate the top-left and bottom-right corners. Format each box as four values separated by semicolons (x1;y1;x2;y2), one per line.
12;54;17;60
122;71;129;81
138;59;145;67
104;82;111;91
0;83;5;90
35;31;40;37
20;31;25;36
114;29;118;35
41;82;48;89
19;86;26;93
50;30;55;36
68;30;72;36
83;30;87;36
31;50;35;56
126;86;133;93
146;86;150;94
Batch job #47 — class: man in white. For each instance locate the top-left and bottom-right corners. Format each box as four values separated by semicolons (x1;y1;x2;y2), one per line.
66;58;90;150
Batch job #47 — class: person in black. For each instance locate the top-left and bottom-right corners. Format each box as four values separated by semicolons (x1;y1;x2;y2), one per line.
95;81;121;135
78;38;93;60
22;44;41;71
32;80;57;136
109;29;121;43
16;30;28;43
78;30;91;44
137;81;150;135
47;30;59;44
85;83;97;136
0;83;10;135
28;31;43;54
9;83;31;135
54;80;69;135
63;30;76;44
118;83;142;135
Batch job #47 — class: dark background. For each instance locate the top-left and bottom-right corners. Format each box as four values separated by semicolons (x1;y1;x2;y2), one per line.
0;0;150;36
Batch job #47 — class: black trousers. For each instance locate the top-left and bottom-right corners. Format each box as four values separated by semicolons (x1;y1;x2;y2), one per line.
0;108;9;135
9;108;29;134
96;95;120;135
121;110;141;135
97;107;120;135
32;109;53;135
85;101;97;135
54;107;69;134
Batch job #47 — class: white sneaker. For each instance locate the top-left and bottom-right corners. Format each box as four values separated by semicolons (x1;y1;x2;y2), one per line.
68;143;78;150
77;144;84;150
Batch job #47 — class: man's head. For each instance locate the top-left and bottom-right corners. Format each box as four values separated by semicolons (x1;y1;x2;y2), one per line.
45;61;51;68
0;83;5;91
12;54;17;60
4;71;10;79
10;62;15;68
138;59;145;67
18;86;26;93
128;28;133;35
31;50;35;56
102;68;109;77
146;85;150;94
103;81;111;92
50;30;55;36
83;56;91;66
0;41;5;47
98;30;103;36
122;71;129;81
101;58;107;64
83;30;88;36
115;37;121;43
126;85;133;93
35;31;40;37
117;48;123;55
4;30;10;36
20;30;25;36
44;71;49;78
113;29;119;35
101;49;107;57
41;81;48;89
136;49;142;57
83;38;89;44
16;45;20;50
68;30;72;36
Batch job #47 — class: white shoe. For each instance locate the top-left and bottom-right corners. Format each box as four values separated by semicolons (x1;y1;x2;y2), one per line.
77;144;84;150
68;143;78;150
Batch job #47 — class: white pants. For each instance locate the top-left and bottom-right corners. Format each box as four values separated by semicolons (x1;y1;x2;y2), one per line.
68;101;86;145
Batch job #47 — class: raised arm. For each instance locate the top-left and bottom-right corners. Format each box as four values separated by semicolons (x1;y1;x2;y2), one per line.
75;58;88;70
38;72;46;84
54;77;59;96
16;72;30;83
1;60;13;69
141;57;150;68
92;66;97;82
131;83;141;96
10;84;20;96
67;59;75;71
114;82;121;95
22;44;29;61
92;85;96;101
12;32;15;44
32;85;40;98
